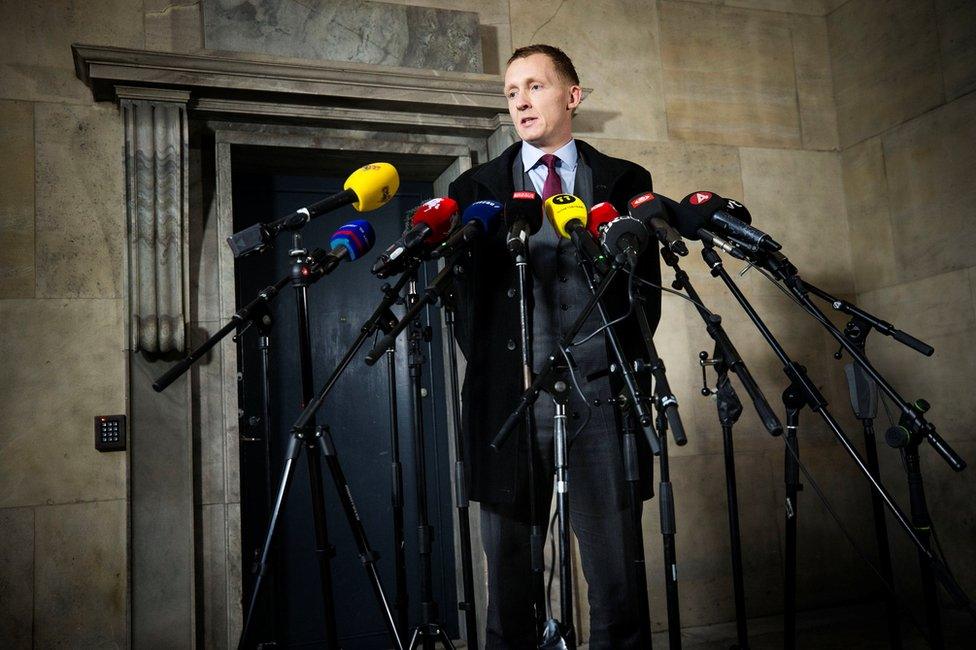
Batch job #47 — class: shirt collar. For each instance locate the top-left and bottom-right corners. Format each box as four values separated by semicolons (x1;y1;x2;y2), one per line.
521;139;578;172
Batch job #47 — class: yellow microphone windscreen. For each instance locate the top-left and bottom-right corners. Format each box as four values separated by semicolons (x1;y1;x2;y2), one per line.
345;162;400;212
544;194;588;239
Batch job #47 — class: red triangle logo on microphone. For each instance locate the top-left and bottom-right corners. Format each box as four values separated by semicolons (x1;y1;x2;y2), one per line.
690;192;712;206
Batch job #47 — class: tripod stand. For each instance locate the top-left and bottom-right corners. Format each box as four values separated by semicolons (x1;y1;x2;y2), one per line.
238;239;403;650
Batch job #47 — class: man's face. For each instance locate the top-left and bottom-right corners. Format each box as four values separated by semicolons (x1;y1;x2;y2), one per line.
504;53;581;152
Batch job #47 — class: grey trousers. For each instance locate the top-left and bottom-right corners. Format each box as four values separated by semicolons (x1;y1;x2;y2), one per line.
479;402;646;650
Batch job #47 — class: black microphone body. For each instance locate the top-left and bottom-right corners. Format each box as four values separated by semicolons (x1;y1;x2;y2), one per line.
648;217;688;257
430;219;484;260
566;219;611;274
371;221;432;277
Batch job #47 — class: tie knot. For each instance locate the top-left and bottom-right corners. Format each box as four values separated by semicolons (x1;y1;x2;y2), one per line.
541;153;559;172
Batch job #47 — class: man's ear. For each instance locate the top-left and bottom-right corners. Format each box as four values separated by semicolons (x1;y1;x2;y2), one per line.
567;84;582;111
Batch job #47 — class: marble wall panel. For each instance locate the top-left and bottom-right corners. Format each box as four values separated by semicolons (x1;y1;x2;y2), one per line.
34;102;125;299
0;0;144;104
191;323;227;506
740;147;851;294
936;0;976;102
882;92;976;286
188;141;222;324
226;502;244;646
0;299;126;508
146;0;206;53
0;507;33;649
33;499;127;648
0;100;35;298
790;15;838;151
509;0;668;143
828;0;944;148
202;0;483;73
840;136;898;293
659;1;801;148
379;0;511;74
199;503;228;650
641;451;783;628
858;269;976;444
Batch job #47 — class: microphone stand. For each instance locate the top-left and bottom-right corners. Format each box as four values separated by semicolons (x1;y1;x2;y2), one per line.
698;243;973;631
799;280;937;648
659;243;783;650
240;256;411;650
509;235;550;639
442;285;479;649
837;316;902;649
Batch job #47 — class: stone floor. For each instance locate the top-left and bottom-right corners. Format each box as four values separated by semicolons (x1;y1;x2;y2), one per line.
453;600;975;649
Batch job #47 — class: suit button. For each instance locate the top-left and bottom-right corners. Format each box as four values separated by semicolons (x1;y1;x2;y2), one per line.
507;339;516;350
559;276;568;283
560;304;569;311
507;288;516;298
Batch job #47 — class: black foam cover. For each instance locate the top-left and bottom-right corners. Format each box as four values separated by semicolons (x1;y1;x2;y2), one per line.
505;191;544;235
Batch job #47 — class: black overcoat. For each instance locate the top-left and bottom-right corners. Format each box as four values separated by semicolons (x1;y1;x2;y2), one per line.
447;139;662;505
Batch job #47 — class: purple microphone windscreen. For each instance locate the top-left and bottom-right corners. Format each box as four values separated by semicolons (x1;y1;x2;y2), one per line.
329;219;375;260
462;199;503;234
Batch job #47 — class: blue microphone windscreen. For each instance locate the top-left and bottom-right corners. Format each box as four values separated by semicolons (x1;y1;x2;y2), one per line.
462;200;503;234
330;219;375;260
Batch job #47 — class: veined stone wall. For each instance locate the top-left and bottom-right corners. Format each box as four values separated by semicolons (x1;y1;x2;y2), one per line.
1;0;973;647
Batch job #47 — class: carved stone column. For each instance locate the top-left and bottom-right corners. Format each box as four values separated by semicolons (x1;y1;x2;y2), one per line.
120;87;190;353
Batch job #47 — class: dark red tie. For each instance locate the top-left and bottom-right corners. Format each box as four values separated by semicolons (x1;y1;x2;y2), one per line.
541;153;563;200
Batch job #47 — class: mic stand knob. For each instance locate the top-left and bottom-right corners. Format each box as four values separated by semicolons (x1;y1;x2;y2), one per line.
698;351;722;396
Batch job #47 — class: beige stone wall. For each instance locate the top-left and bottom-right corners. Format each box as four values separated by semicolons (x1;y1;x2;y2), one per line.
831;0;976;617
0;0;141;646
1;0;973;646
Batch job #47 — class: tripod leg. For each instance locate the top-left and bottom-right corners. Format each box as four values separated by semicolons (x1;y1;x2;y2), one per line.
316;427;405;650
305;448;339;648
240;435;303;649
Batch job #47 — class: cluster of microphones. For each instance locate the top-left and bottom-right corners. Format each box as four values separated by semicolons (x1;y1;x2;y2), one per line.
226;161;784;282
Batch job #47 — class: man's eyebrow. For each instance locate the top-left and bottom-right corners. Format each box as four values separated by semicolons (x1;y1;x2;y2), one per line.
505;76;543;90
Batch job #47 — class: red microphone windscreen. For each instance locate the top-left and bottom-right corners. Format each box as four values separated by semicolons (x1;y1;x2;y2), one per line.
411;197;458;243
587;201;619;239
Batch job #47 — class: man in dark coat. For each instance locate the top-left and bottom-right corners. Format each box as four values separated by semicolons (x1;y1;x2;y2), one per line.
447;44;660;650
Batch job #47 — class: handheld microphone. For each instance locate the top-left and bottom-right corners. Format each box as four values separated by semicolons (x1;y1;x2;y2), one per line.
627;192;688;256
505;191;544;257
544;194;610;274
228;162;399;258
682;191;781;252
587;202;620;239
315;220;377;276
431;200;503;259
371;197;458;277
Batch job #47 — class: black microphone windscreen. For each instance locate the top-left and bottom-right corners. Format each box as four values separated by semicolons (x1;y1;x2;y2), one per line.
662;194;708;240
723;198;752;225
505;191;544;235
